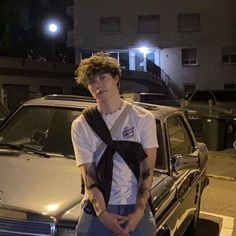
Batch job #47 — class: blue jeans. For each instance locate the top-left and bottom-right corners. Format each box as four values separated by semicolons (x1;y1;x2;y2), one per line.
75;204;156;236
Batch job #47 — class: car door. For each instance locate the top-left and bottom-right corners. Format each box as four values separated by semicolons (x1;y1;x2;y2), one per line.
165;114;201;234
152;118;178;234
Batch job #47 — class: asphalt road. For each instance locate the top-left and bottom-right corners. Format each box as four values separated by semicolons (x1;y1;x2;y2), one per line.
195;149;236;236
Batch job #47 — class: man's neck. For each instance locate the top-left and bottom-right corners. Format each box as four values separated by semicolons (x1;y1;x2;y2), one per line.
97;96;123;115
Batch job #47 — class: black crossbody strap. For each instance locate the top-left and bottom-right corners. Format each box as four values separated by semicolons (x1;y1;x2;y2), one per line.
94;103;131;156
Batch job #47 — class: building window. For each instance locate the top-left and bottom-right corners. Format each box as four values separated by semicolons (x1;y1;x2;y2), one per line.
99;16;121;34
178;14;200;32
138;15;160;33
119;53;129;69
109;53;118;59
182;48;198;66
222;47;236;64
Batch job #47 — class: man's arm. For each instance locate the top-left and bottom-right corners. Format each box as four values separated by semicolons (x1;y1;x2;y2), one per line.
79;163;129;235
124;147;157;233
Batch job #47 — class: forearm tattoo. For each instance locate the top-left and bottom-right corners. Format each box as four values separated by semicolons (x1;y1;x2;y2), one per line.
84;166;99;190
138;168;151;200
141;168;151;180
138;184;149;198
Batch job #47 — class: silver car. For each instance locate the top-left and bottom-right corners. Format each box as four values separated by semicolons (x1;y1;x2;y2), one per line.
0;95;209;236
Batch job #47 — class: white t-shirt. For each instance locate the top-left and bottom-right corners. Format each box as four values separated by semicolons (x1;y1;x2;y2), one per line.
71;101;158;205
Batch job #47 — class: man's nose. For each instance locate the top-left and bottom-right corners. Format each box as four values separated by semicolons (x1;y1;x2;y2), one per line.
94;78;103;88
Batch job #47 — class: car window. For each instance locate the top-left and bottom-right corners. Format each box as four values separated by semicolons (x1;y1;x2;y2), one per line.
0;106;81;156
167;115;194;156
155;119;166;170
191;91;213;103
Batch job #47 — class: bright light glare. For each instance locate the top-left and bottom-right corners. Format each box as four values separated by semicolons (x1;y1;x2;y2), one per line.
46;204;59;212
49;23;58;33
139;46;149;54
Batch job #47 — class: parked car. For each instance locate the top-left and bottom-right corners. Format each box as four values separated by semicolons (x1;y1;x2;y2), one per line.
122;92;180;106
0;94;209;236
185;90;236;118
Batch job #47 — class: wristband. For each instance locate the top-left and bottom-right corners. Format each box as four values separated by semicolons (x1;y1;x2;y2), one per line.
97;209;107;219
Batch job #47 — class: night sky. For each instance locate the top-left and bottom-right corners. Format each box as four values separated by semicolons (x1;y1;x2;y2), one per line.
0;0;74;62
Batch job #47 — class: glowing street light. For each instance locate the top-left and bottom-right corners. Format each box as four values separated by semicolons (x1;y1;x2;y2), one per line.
49;23;58;33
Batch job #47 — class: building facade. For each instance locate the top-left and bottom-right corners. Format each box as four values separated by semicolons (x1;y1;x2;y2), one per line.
0;57;79;111
69;0;236;94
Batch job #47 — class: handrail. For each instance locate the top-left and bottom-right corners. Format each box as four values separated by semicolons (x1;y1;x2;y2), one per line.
146;59;161;79
160;69;184;99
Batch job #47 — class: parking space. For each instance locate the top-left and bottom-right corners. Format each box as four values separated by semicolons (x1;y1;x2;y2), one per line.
197;211;235;236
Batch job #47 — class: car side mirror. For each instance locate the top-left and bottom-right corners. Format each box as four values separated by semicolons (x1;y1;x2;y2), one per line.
171;154;199;172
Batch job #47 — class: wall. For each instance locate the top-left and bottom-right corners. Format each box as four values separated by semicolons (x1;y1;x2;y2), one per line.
73;0;236;92
0;56;77;109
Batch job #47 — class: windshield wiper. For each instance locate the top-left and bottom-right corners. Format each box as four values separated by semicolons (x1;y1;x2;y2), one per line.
0;143;50;158
18;144;50;158
0;143;22;150
43;152;75;159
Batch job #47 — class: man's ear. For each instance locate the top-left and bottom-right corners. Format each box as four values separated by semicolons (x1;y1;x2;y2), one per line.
114;75;120;84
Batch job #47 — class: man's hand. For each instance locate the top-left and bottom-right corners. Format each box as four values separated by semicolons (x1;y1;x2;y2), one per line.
123;208;144;234
99;211;129;235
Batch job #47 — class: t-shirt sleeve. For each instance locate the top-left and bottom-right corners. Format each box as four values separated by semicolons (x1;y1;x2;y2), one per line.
71;115;97;166
140;111;159;149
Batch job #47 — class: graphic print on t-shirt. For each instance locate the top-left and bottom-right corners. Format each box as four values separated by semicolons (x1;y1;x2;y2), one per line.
122;126;135;138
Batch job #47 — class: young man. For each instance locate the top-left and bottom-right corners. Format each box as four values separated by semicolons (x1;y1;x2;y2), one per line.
71;53;158;236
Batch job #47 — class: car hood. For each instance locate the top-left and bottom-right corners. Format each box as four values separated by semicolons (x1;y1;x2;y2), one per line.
0;149;83;219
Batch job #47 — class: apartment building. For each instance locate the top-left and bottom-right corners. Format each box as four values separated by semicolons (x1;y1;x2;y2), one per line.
68;0;236;95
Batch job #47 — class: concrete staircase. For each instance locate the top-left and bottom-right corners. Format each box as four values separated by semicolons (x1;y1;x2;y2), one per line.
121;69;177;100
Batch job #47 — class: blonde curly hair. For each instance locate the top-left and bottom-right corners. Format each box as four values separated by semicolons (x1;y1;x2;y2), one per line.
75;52;121;88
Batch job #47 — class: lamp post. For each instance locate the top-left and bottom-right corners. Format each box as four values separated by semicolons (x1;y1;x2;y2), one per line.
48;23;58;65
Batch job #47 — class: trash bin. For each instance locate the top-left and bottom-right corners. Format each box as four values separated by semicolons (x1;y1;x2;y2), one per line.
202;116;226;151
224;117;236;149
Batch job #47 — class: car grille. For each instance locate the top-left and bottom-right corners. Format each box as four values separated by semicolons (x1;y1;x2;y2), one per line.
0;218;55;236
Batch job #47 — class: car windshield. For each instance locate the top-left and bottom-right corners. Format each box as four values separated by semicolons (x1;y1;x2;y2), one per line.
213;91;236;102
0;106;81;157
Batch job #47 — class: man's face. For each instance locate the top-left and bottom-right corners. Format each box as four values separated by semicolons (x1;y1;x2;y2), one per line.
87;73;119;102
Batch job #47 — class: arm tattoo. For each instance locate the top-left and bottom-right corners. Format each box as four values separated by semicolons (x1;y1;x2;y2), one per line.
84;165;99;190
141;168;151;180
138;184;149;198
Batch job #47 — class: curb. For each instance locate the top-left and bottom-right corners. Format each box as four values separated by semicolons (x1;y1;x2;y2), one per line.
207;173;236;182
